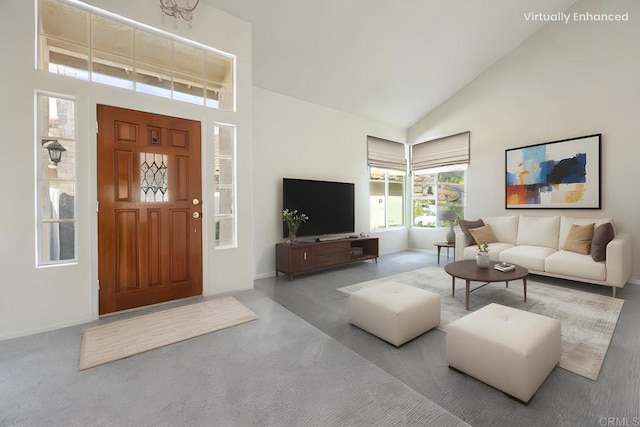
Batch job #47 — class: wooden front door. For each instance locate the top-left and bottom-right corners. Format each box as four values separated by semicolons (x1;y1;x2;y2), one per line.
97;105;202;315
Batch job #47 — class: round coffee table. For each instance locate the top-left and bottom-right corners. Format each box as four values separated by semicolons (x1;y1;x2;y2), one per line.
444;260;529;310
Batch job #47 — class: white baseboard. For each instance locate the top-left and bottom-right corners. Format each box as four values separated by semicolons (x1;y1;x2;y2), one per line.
254;271;277;280
628;276;640;285
0;315;96;342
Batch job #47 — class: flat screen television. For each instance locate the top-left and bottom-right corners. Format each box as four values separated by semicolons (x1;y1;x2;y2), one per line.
282;178;355;238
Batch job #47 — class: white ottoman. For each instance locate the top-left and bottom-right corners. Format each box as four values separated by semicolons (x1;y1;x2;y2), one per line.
447;303;561;403
349;282;441;346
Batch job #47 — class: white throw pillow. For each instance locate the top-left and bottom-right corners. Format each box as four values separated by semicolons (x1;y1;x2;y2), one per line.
517;216;560;249
482;216;519;245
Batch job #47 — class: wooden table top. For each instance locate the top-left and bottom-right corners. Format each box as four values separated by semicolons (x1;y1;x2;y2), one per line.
434;241;455;247
444;260;528;282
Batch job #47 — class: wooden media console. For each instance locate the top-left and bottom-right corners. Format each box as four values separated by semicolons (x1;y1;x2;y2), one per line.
275;237;379;279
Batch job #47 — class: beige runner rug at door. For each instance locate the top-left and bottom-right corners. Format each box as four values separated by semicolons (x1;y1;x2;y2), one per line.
79;296;258;370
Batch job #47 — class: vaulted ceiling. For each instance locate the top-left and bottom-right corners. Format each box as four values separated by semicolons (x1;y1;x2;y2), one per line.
203;0;578;127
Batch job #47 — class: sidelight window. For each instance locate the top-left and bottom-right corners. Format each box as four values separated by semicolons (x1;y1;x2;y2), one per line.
36;93;77;265
214;124;236;248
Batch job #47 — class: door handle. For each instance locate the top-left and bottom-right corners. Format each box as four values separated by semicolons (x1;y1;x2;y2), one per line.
192;212;201;219
192;198;200;205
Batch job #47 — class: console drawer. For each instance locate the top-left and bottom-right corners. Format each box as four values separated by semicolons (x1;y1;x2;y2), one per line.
316;241;350;266
316;241;350;255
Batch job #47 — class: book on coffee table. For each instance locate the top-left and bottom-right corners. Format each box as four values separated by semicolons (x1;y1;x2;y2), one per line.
494;262;516;272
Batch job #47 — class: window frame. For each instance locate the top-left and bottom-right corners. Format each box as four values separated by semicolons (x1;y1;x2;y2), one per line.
369;167;405;231
35;91;78;267
213;123;237;249
412;164;467;229
37;0;236;111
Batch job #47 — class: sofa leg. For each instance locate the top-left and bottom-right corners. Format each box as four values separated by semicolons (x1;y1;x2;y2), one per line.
612;287;617;298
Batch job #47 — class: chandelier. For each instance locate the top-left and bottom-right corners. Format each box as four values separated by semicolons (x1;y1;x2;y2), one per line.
159;0;200;26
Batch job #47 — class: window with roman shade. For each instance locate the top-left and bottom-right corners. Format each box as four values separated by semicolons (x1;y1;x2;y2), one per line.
367;136;407;172
411;131;470;172
367;136;406;230
410;131;469;229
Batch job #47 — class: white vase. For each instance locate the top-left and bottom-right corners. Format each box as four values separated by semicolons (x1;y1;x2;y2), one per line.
446;226;455;244
476;252;490;268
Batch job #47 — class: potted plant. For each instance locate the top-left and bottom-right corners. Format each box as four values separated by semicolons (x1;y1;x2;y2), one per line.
282;209;309;243
476;242;490;268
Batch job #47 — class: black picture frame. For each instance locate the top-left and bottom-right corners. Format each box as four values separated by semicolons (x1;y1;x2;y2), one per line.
505;134;601;209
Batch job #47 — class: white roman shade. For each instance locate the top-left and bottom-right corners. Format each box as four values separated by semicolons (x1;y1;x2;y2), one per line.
367;136;407;171
411;131;470;171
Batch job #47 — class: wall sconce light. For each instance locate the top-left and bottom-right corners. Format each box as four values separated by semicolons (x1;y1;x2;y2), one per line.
160;0;200;25
42;139;67;166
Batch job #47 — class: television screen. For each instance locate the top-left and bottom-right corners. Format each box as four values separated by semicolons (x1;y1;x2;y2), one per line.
283;178;355;238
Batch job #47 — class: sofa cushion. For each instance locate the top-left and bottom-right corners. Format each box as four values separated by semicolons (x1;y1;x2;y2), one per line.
469;224;498;246
563;223;595;255
591;223;614;261
482;216;519;245
499;246;557;272
462;242;514;261
459;219;485;246
545;250;606;281
559;216;613;249
516;216;560;249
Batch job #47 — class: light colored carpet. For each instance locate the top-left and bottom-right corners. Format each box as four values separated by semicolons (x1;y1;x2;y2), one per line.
338;266;624;381
80;296;258;370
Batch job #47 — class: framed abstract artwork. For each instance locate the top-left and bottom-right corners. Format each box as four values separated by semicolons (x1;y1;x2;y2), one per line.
505;134;601;209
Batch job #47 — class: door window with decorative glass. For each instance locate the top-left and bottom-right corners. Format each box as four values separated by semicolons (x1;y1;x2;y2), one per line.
36;93;76;265
370;167;404;230
412;167;465;228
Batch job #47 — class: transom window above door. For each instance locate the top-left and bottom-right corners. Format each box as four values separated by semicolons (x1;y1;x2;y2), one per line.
38;0;235;110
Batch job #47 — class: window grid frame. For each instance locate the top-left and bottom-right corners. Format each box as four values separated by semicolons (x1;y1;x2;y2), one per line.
369;167;405;231
412;166;466;229
213;123;237;249
38;0;236;111
36;91;78;267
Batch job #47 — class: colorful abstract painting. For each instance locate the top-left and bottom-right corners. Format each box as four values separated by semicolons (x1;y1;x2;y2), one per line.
505;134;601;209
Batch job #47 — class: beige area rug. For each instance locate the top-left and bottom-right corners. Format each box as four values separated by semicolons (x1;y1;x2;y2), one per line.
338;266;624;381
80;296;258;370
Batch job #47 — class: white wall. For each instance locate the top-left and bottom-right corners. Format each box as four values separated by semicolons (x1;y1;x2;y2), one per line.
409;0;640;279
0;0;253;340
252;88;407;279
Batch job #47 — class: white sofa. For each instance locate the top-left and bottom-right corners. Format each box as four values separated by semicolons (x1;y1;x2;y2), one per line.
455;215;633;297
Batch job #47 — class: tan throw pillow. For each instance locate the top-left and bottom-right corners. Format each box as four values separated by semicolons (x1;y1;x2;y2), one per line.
459;219;485;246
591;223;614;261
563;223;595;255
468;224;498;245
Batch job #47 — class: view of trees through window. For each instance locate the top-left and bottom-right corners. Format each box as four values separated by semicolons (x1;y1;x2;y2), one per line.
412;169;465;228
